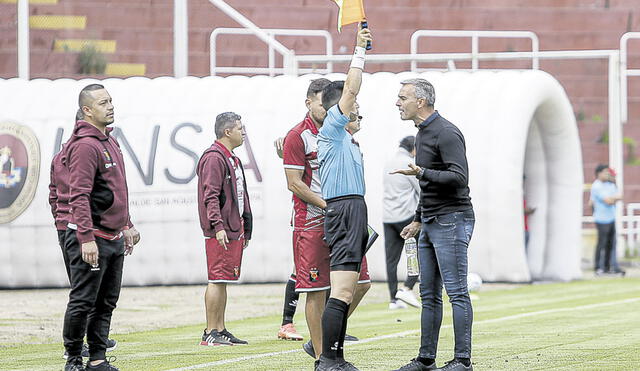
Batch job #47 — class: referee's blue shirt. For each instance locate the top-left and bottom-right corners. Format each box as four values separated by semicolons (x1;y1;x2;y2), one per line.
317;105;365;200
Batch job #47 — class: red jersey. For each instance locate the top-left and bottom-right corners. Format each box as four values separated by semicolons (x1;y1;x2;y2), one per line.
283;114;324;231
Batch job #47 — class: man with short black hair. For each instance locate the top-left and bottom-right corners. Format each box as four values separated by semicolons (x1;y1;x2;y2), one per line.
591;164;624;275
392;78;475;371
197;112;252;346
315;25;372;371
50;110;119;361
276;78;332;343
63;84;140;371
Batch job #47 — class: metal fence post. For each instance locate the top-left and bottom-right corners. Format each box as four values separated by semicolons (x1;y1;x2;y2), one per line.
18;0;29;79
174;0;189;77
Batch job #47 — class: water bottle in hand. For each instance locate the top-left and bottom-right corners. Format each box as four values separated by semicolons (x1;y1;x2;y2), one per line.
404;237;419;276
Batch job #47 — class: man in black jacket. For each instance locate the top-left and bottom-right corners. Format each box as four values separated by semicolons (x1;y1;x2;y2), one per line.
391;78;475;371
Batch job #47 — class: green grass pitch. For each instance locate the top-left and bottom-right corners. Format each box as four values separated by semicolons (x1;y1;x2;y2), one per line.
1;277;639;370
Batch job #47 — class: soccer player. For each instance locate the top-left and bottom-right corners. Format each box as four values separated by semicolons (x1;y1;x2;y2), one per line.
197;112;253;346
279;79;371;361
315;25;372;371
50;110;118;360
62;84;140;371
392;78;475;371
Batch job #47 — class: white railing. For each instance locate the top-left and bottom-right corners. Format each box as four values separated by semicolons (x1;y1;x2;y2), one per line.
626;203;640;254
173;0;188;77
208;0;296;76
17;0;29;79
210;28;332;76
410;30;540;72
583;210;640;256
619;32;640;123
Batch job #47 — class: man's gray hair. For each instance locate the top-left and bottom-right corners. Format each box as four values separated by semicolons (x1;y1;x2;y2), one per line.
401;78;435;106
214;112;242;139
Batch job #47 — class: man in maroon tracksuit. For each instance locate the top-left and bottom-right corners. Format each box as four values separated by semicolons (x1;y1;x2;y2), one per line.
49;109;120;360
197;112;252;346
62;84;140;371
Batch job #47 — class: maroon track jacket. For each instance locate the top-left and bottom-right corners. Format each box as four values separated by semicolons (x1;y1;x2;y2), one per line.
63;121;132;244
196;141;252;240
48;147;71;231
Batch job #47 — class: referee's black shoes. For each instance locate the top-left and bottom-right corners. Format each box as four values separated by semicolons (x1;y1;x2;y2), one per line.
315;355;360;371
305;335;360;359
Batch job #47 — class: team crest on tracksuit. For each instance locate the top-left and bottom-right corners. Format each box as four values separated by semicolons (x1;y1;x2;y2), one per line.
103;149;116;168
309;268;319;282
233;266;240;277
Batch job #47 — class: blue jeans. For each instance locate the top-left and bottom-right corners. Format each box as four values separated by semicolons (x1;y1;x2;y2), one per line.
417;209;475;359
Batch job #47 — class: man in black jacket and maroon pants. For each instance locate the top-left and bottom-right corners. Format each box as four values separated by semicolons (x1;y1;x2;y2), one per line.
197;112;252;346
63;84;140;371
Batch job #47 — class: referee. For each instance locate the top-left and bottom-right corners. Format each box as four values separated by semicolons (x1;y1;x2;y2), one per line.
315;25;372;371
392;79;475;371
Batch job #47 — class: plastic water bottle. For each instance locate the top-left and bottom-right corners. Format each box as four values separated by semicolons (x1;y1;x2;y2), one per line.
404;237;419;276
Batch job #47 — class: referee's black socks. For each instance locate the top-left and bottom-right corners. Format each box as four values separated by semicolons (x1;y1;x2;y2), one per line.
321;298;349;360
336;303;350;360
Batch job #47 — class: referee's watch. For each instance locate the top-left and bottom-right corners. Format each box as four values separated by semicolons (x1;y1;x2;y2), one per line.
415;167;425;180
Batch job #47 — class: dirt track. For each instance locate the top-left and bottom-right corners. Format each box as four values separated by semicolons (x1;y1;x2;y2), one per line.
0;283;389;345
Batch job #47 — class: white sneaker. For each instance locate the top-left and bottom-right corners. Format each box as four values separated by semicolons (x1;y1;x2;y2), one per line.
389;300;408;310
395;288;420;308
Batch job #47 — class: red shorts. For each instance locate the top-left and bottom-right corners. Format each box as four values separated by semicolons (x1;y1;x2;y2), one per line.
293;229;370;292
205;238;244;282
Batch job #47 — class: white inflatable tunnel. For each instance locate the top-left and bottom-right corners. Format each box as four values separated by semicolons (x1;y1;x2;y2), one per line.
0;70;582;287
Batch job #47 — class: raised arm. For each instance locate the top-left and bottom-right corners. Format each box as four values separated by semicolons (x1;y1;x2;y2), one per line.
337;26;372;116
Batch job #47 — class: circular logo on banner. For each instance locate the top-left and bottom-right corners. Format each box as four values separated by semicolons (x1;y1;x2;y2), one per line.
0;122;41;224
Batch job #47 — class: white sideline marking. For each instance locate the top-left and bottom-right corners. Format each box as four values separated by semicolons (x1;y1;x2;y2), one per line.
167;297;640;370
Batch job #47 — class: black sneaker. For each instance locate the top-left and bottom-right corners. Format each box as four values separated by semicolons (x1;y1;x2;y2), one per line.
64;356;84;371
393;358;437;371
220;329;248;345
200;329;232;346
608;268;626;276
435;359;472;371
338;359;360;371
315;356;344;371
303;340;316;358
344;334;359;342
106;339;117;352
85;357;119;371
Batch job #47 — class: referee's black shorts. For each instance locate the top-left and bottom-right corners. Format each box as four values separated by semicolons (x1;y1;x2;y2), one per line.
324;195;368;270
